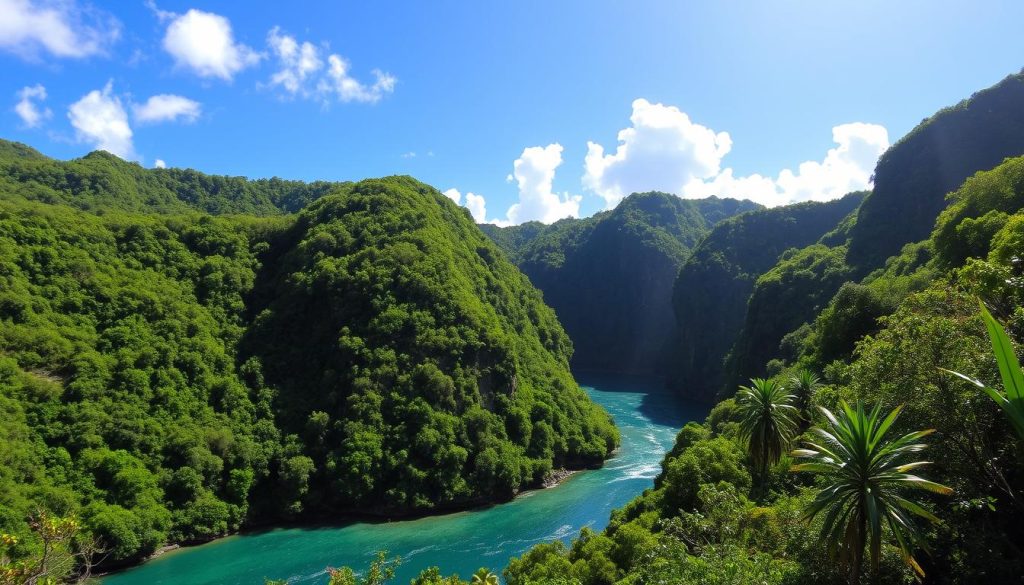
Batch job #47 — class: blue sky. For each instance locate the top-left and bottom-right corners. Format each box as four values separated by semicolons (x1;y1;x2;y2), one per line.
3;0;1024;223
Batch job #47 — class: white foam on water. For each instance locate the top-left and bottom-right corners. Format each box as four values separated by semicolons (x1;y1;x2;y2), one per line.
607;463;660;483
403;544;439;558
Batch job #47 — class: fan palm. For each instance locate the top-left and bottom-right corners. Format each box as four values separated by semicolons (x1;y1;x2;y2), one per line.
789;368;823;421
736;378;799;477
791;401;952;584
471;568;499;585
942;301;1024;441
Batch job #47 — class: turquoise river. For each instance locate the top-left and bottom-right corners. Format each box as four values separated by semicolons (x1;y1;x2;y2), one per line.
100;374;704;584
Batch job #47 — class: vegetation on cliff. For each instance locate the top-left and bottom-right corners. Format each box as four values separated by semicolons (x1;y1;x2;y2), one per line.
0;151;617;575
484;193;758;375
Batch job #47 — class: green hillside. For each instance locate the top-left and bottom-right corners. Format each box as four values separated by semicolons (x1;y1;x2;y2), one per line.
723;72;1024;393
0;168;617;569
847;71;1024;271
484;193;759;375
668;194;865;402
0;139;340;216
500;115;1024;585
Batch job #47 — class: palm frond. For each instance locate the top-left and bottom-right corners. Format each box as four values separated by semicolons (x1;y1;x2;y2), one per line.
791;400;951;579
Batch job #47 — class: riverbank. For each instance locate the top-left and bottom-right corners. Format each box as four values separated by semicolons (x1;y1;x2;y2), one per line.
100;379;705;585
542;468;579;488
98;462;596;578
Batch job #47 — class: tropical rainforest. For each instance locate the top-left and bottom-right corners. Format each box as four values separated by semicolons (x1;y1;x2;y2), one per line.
282;71;1024;585
0;146;617;579
487;71;1024;585
481;193;759;374
4;65;1024;585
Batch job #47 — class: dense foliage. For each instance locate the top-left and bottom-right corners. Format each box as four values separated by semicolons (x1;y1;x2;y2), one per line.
0;139;340;216
0;158;617;576
714;72;1024;402
501;158;1024;585
10;68;1024;585
490;69;1024;584
483;193;758;375
847;70;1024;270
668;193;864;402
243;177;617;512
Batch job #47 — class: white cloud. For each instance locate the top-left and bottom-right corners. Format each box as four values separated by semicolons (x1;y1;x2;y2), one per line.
266;26;322;95
0;0;119;59
499;144;581;225
14;84;51;128
317;54;396;104
154;158;166;168
144;0;174;23
442;188;489;223
133;94;201;124
465;192;488;224
162;8;260;81
583;98;732;209
443;188;462;204
263;27;396;105
774;123;890;202
583;98;889;208
68;81;134;159
401;151;416;158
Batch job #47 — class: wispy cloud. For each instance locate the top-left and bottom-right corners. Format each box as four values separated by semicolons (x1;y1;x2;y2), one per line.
0;0;120;60
14;84;52;128
264;27;396;105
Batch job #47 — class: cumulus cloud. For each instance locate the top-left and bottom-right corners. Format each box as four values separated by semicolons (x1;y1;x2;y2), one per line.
500;144;581;224
443;188;489;223
443;188;461;204
14;84;51;128
68;81;134;159
154;159;166;169
266;26;322;95
318;54;396;104
161;8;260;80
774;123;890;202
0;0;119;59
583;99;889;208
133;94;201;124
263;27;396;104
465;193;488;224
584;99;732;208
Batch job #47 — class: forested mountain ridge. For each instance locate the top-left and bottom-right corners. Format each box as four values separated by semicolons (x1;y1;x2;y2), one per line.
847;70;1024;271
0;169;617;570
668;193;865;402
0;139;342;215
500;97;1024;585
241;177;618;512
483;193;760;374
721;71;1024;394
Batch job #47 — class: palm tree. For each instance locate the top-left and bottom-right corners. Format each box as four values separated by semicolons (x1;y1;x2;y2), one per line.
789;368;823;422
791;401;952;584
942;301;1024;441
471;568;499;585
736;378;799;477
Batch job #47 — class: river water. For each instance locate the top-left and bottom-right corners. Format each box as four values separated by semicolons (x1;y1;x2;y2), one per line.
101;374;703;584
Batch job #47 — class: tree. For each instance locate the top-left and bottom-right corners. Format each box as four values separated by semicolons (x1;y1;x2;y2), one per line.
471;568;499;585
942;301;1024;441
788;368;822;422
327;551;399;585
736;378;799;478
791;401;952;584
0;511;105;585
